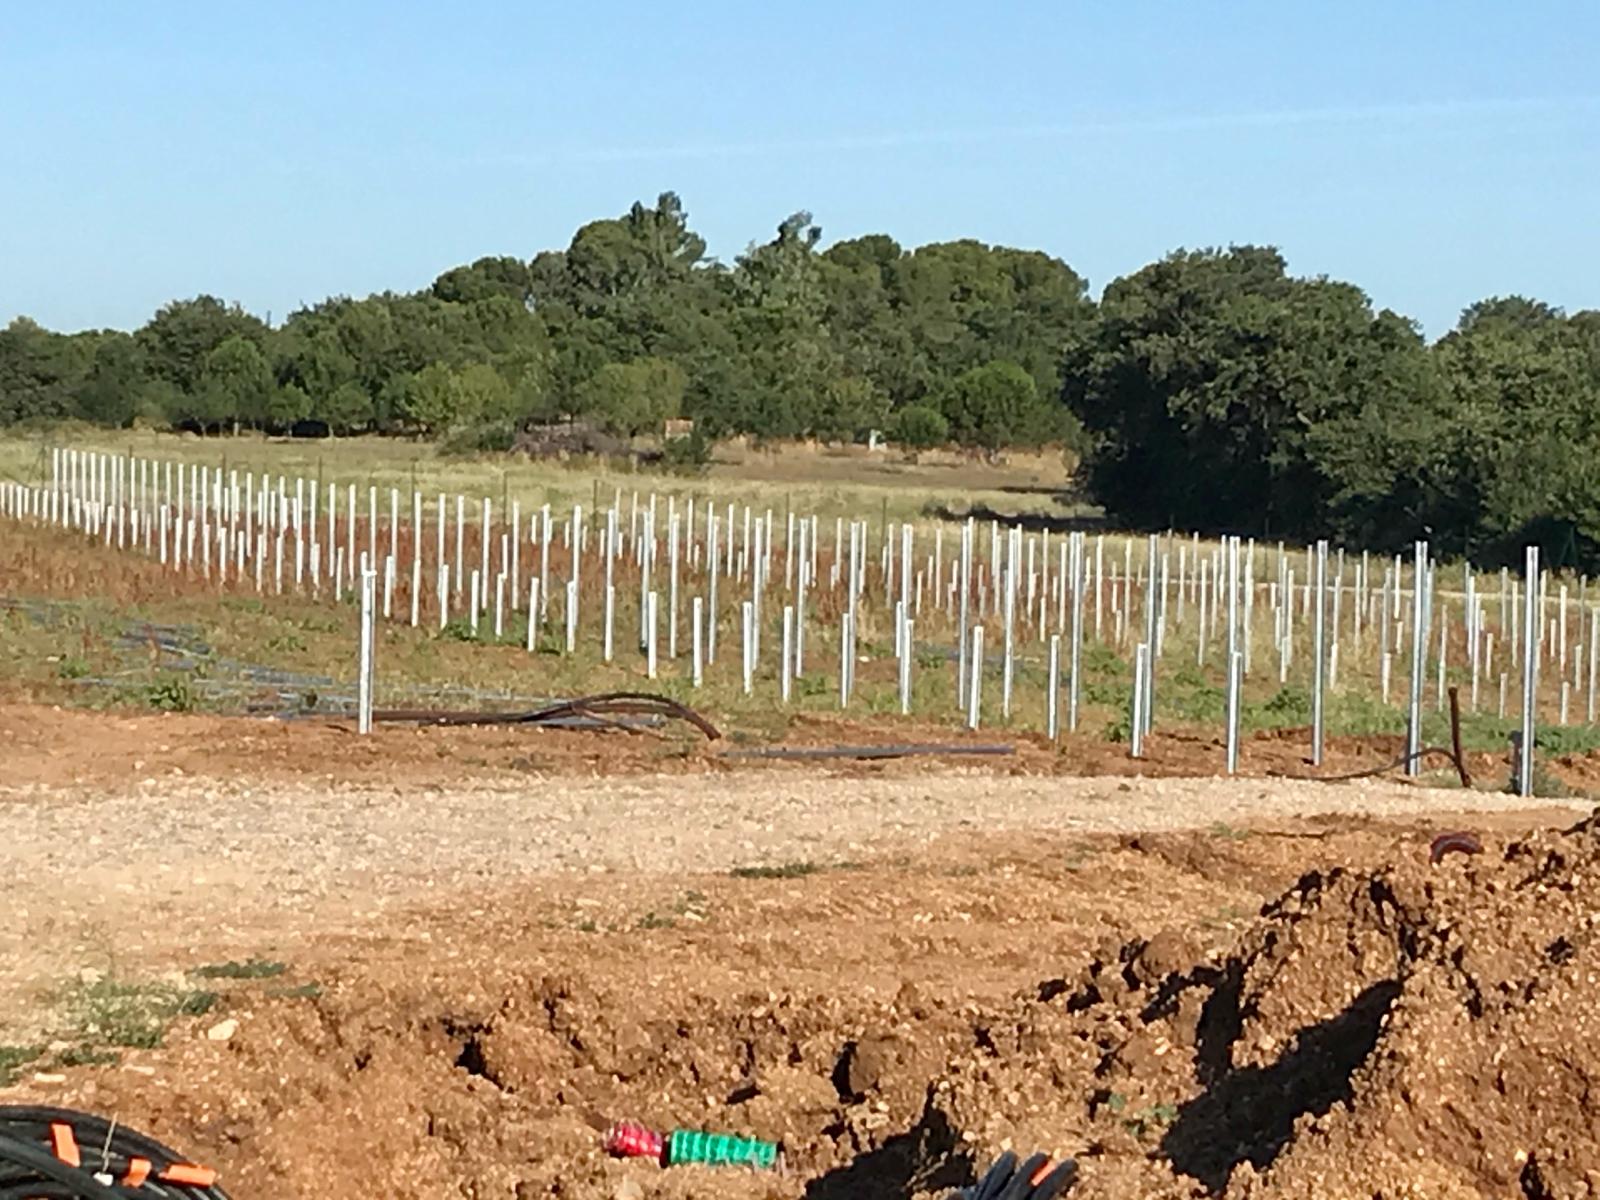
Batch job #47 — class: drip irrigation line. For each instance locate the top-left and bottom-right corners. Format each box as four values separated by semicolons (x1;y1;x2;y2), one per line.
1270;744;1471;785
1270;686;1473;787
369;691;722;741
723;742;1015;761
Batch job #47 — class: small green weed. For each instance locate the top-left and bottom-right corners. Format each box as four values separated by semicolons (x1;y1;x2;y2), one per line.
145;673;197;712
265;982;324;1000
674;890;709;916
55;1045;120;1069
0;1044;42;1085
730;861;820;880
64;978;219;1049
1124;1102;1180;1138
191;957;287;980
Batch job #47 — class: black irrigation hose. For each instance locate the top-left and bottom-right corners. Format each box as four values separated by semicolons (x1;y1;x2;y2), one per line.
722;742;1016;761
1272;688;1474;787
370;690;723;741
1271;744;1470;785
0;1108;229;1200
964;1150;1078;1200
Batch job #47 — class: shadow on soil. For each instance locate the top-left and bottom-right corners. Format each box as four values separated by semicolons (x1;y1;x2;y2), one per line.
1162;978;1401;1193
804;1106;971;1200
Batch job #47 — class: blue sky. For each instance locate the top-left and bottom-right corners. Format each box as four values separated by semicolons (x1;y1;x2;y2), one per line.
3;2;1596;337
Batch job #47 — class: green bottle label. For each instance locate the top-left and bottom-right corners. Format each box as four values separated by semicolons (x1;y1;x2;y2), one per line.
667;1128;778;1169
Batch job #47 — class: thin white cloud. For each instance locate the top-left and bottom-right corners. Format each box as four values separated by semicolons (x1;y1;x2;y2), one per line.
467;94;1600;168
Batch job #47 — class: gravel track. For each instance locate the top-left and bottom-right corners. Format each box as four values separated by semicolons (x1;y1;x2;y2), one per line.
2;770;1582;926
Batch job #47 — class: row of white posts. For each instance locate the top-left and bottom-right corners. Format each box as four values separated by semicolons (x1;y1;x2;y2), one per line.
2;447;1592;793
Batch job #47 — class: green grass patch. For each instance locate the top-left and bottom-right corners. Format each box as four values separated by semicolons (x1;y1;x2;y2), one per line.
0;1044;43;1085
55;1045;121;1069
729;860;821;880
265;981;324;1000
144;673;199;712
62;978;219;1050
191;957;287;980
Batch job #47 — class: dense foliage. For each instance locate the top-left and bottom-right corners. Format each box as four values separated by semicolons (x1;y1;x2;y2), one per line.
1065;249;1600;566
3;195;1597;566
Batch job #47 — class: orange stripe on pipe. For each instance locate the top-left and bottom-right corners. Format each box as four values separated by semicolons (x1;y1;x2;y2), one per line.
49;1122;81;1167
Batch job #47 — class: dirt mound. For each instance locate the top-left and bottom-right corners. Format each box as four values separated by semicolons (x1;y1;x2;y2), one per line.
926;810;1600;1198
9;816;1598;1198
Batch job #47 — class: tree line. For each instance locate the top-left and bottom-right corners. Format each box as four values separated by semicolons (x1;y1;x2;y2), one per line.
3;193;1597;567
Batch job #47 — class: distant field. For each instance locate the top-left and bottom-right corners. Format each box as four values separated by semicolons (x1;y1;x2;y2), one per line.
0;428;1087;531
2;425;1593;793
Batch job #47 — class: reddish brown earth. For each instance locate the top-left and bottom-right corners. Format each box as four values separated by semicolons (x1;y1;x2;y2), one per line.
2;703;1597;1198
1;699;1583;794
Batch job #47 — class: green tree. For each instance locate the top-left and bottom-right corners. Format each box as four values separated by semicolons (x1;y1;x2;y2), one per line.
809;376;886;443
137;296;267;395
890;404;949;449
941;360;1046;451
320;381;374;435
432;256;535;305
1066;247;1432;538
72;333;146;426
578;357;685;436
266;381;313;428
1425;301;1600;566
398;362;457;434
195;335;274;431
0;318;87;424
452;362;514;426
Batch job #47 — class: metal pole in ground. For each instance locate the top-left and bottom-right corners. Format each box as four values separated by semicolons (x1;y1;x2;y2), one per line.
358;566;375;735
957;519;973;707
782;605;794;703
847;522;861;699
1069;532;1084;732
707;511;720;664
966;625;984;730
1002;526;1018;721
1312;539;1327;767
1130;643;1148;759
1405;540;1428;776
839;612;851;709
1143;534;1158;735
1588;606;1598;723
691;595;704;687
1225;650;1242;774
646;591;659;680
899;617;914;715
1520;545;1540;797
795;521;808;678
603;510;616;662
1047;634;1061;741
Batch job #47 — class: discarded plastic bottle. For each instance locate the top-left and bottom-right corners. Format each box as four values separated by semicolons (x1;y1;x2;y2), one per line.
666;1128;778;1169
604;1122;665;1162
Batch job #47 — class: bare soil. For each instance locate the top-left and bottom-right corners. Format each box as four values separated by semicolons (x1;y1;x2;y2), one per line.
2;703;1597;1198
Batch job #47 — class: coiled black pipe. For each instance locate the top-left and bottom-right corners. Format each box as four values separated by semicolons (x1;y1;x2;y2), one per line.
0;1107;229;1200
964;1150;1078;1200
